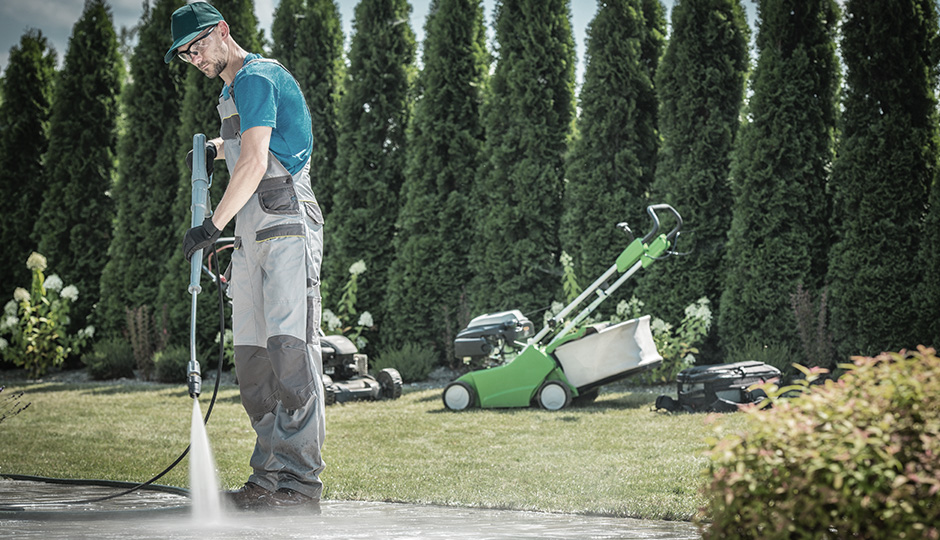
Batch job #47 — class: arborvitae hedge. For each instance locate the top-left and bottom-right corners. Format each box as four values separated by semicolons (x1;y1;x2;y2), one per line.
561;0;664;314
270;0;343;207
718;0;839;357
328;0;416;350
917;176;940;349
32;0;123;330
97;0;185;339
156;0;264;354
381;0;489;360
0;30;56;297
469;0;575;314
635;0;749;346
827;0;939;358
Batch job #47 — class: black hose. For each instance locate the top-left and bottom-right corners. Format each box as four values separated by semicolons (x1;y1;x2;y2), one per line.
0;244;228;511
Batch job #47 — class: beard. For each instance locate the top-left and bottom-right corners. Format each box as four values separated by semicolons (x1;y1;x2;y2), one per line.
201;58;227;79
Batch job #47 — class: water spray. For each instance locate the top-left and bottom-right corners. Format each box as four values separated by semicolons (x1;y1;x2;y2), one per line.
187;133;210;399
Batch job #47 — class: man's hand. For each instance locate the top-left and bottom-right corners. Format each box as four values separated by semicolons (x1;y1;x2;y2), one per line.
182;217;221;262
185;142;218;178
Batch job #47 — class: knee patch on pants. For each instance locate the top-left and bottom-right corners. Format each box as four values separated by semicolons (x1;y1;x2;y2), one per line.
268;334;316;411
234;345;279;419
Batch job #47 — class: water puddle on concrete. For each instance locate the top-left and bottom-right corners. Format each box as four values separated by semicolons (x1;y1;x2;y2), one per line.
0;479;702;539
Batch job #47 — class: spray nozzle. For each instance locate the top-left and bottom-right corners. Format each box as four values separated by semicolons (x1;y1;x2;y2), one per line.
188;359;202;398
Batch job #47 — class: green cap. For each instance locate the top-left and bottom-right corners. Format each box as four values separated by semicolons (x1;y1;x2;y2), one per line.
164;2;224;64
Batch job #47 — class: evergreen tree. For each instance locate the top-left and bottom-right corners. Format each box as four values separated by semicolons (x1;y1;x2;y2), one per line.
32;0;123;329
328;0;416;347
469;0;576;313
634;0;749;343
97;0;186;338
916;173;940;349
561;0;664;313
156;0;264;351
270;0;344;206
639;0;666;74
381;0;489;358
0;30;56;296
828;0;939;357
718;0;840;357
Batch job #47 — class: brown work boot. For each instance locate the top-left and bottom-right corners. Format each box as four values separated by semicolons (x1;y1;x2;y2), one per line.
224;481;271;509
259;488;320;509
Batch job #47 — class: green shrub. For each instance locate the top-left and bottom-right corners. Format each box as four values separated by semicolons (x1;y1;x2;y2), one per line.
701;347;940;540
82;337;135;380
724;339;802;381
372;342;436;383
152;345;190;383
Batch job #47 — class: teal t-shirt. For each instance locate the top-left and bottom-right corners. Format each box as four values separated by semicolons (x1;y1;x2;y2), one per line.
223;53;312;175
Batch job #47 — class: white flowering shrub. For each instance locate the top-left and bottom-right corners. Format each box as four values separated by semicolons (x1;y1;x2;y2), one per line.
611;295;712;384
323;260;375;350
0;252;93;378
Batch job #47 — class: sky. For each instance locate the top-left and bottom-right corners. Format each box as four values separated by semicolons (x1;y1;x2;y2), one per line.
0;0;758;83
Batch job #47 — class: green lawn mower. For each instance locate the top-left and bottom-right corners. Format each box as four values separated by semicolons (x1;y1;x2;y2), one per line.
442;204;683;411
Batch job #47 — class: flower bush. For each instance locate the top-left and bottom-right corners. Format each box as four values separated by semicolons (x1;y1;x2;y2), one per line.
322;259;374;350
700;347;940;539
0;252;93;378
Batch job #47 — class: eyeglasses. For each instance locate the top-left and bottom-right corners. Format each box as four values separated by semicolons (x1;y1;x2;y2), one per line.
177;26;216;63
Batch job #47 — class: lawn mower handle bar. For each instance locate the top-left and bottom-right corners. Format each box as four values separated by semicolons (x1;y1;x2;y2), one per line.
529;204;683;348
640;204;682;245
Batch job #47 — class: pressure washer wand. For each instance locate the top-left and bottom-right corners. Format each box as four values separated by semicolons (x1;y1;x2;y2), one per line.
187;133;210;399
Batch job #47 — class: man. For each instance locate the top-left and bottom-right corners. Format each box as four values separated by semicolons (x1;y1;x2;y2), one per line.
167;2;325;509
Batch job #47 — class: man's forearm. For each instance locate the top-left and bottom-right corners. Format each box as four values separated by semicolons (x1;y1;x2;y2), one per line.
209;126;272;230
211;152;266;229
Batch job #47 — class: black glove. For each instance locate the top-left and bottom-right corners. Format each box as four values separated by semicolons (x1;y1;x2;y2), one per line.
182;217;221;262
185;142;218;178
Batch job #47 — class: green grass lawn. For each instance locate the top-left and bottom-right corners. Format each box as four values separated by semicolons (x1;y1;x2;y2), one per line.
0;377;742;520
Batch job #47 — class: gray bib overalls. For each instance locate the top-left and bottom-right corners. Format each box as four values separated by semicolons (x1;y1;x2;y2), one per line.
219;58;325;498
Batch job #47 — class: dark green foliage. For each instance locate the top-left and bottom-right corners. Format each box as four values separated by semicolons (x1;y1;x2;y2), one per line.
32;0;124;329
328;0;416;350
634;0;749;346
561;0;664;315
827;0;939;358
469;0;576;313
372;342;437;383
97;0;185;339
82;337;136;380
152;344;189;383
0;30;56;299
270;0;344;205
718;0;839;354
790;283;835;371
381;0;489;360
916;175;940;349
639;0;666;73
702;348;940;539
156;0;263;351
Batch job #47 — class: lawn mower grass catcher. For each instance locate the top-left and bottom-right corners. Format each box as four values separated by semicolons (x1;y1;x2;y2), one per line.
200;240;402;406
443;204;683;411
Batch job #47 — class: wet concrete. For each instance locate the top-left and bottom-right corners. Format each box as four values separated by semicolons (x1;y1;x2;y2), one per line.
0;478;702;539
